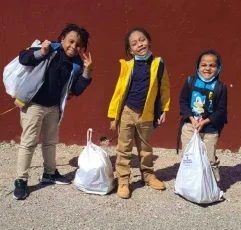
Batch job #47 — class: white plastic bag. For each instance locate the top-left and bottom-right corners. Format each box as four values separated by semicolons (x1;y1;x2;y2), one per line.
74;128;115;195
3;40;41;98
175;130;224;204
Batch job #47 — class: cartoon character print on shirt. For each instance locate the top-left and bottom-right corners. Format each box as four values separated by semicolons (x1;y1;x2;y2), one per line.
191;91;206;117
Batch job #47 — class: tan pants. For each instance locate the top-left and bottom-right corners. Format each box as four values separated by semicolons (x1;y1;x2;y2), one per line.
17;103;59;180
181;123;220;182
116;105;154;184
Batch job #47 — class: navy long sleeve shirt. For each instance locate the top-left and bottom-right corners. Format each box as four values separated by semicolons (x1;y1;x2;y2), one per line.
125;57;153;111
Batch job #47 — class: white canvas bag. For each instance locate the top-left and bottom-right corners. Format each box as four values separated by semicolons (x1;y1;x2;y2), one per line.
175;130;224;203
3;40;41;98
74;128;115;195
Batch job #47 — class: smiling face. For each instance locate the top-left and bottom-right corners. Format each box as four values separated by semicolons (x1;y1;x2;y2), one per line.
61;31;83;58
198;54;218;80
128;31;150;56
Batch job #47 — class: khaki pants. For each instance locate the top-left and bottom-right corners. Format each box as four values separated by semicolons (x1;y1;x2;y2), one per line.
181;123;220;182
116;105;154;184
17;103;59;180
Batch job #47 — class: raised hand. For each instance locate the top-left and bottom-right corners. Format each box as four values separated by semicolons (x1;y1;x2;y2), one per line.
40;40;51;56
83;53;93;71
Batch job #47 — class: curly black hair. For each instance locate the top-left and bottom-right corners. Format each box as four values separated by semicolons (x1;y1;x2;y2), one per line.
124;27;152;58
58;23;90;52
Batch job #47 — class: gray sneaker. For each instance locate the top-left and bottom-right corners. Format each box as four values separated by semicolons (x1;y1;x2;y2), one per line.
40;169;70;185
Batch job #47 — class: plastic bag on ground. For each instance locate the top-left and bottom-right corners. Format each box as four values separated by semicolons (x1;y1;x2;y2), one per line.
74;128;115;195
175;130;224;204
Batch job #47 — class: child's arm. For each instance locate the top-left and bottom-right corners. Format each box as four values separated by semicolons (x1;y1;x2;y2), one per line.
70;53;92;96
19;40;50;66
179;79;193;120
108;73;124;130
107;59;127;121
70;74;92;96
19;48;44;66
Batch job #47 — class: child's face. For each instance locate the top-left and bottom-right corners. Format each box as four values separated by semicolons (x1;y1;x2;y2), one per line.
61;31;83;58
129;31;150;56
198;54;218;79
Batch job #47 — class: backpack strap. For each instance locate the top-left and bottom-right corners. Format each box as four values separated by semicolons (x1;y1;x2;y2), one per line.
157;57;164;86
153;57;165;128
188;76;196;102
212;80;223;110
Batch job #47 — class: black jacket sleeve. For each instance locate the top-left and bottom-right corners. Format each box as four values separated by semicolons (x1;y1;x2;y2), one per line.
70;75;92;96
209;84;228;127
179;79;192;120
19;47;45;66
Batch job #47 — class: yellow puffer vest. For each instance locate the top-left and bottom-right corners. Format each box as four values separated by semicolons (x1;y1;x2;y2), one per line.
108;57;169;122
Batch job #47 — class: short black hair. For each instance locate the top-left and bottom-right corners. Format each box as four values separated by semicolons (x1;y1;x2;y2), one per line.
124;27;152;58
58;23;90;52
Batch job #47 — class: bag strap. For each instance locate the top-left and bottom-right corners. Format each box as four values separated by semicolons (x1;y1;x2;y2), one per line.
153;57;165;128
50;42;61;51
87;128;93;144
157;57;164;86
212;80;223;110
188;76;196;103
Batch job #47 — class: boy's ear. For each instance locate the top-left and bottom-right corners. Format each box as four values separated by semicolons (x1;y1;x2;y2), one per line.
60;36;65;44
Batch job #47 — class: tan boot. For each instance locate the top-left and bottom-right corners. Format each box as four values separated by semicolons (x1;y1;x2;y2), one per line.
145;175;166;190
117;184;130;199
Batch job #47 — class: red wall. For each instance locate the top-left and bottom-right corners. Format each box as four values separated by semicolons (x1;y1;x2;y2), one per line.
0;0;240;151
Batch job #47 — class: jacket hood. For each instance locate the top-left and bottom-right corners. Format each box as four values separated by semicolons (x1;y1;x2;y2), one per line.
196;49;222;81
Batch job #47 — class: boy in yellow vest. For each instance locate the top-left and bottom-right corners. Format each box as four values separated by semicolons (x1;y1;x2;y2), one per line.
108;27;170;199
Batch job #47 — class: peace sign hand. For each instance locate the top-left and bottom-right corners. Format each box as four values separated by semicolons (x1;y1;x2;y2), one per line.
83;53;93;71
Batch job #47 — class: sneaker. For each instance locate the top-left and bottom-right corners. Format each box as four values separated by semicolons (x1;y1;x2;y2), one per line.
13;179;28;200
40;169;70;185
117;184;130;199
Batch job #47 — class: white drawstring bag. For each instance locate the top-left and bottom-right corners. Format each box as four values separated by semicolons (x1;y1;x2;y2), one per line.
74;128;115;195
175;130;224;204
3;40;41;98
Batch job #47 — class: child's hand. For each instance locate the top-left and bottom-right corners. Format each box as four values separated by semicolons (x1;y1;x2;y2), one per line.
157;112;166;126
83;53;92;71
195;122;204;132
195;118;210;132
40;40;51;56
190;116;198;129
110;120;117;131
